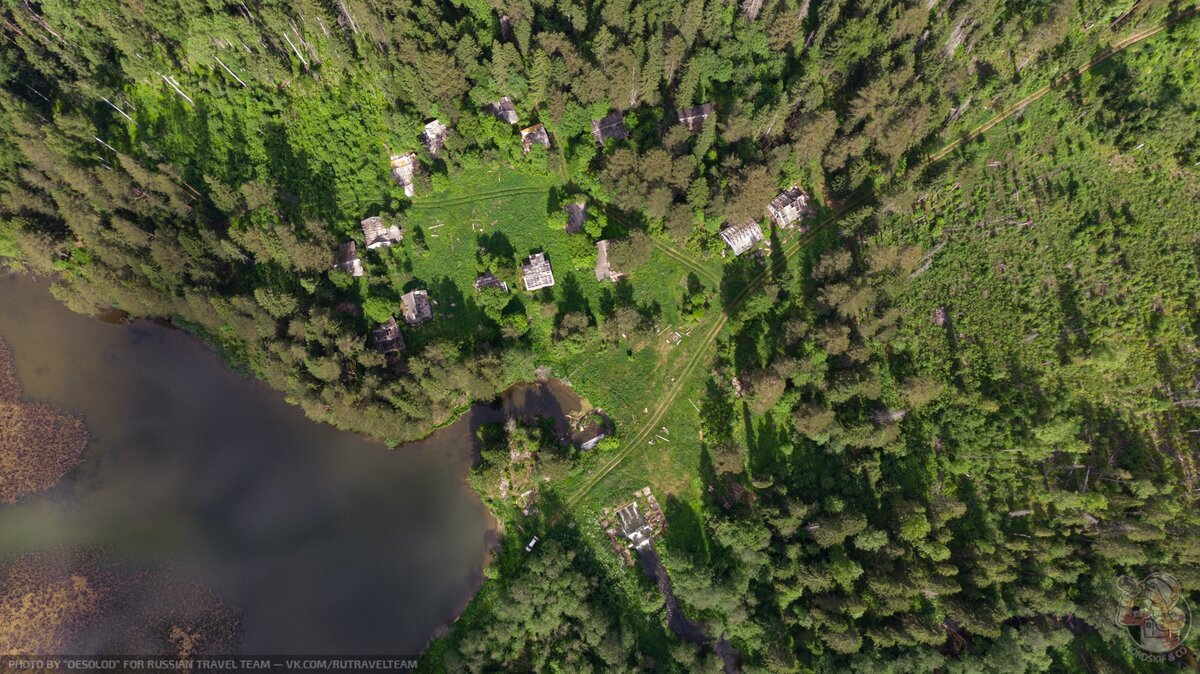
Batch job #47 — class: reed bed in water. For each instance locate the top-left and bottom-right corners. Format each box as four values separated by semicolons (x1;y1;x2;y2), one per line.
0;551;243;655
0;338;90;503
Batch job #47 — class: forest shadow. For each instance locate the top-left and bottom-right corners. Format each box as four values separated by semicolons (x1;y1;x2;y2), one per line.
663;495;709;562
743;403;787;484
554;272;592;323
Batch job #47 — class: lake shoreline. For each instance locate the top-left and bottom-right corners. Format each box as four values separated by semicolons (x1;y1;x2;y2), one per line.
0;271;583;656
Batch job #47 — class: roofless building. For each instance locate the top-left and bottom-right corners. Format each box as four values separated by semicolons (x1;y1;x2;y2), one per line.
371;316;405;355
591;112;629;147
485;96;519;125
400;289;434;325
361;216;402;250
520;123;551;155
521;252;555;291
767;186;811;229
719;220;764;256
422;119;448;156
676;103;713;134
334;241;364;277
390;153;417;197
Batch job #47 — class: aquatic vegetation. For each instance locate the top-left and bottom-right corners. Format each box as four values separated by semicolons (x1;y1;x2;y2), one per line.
0;551;242;657
0;340;90;503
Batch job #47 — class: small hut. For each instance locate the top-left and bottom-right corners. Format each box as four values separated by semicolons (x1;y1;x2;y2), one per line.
520;123;551;155
390;153;417;197
594;240;620;282
521;252;555;291
372;317;405;355
676;103;713;134
334;241;364;277
485;97;519;125
767;186;811;229
401;289;434;325
564;200;587;234
591;112;629;147
719;220;764;256
474;272;510;293
422;119;448;156
362;216;403;249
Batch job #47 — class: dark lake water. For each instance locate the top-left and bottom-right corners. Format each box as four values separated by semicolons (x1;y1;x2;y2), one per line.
0;273;582;654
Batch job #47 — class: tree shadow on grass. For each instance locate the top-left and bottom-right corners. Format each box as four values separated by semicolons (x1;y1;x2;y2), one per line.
663;495;709;563
555;271;592;324
598;279;636;316
262;121;338;224
718;254;757;314
476;231;516;268
743;403;787;487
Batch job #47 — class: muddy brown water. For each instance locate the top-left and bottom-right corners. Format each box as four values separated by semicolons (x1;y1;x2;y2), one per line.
0;273;583;655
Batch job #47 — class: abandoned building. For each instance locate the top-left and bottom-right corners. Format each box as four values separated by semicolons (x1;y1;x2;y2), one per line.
573;409;612;450
767;186;811;229
521;252;555;291
616;501;654;550
371;316;405;355
594;239;619;282
485;96;519;125
474;271;509;293
564;200;587;234
591;111;629;146
400;289;434;325
719;220;765;256
580;433;606;451
361;216;403;250
520;123;551;154
334;241;364;277
676;103;713;134
421;119;448;155
390;153;417;197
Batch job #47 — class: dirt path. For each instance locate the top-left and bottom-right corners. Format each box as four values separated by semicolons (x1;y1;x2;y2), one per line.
652;239;722;287
928;8;1197;163
409;184;550;210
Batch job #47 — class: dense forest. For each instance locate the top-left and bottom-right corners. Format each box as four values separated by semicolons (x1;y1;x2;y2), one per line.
1;0;1198;670
0;0;1167;442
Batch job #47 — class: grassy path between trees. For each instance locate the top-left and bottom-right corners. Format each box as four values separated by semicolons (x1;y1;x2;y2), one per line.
651;239;722;287
928;7;1198;162
408;184;550;209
